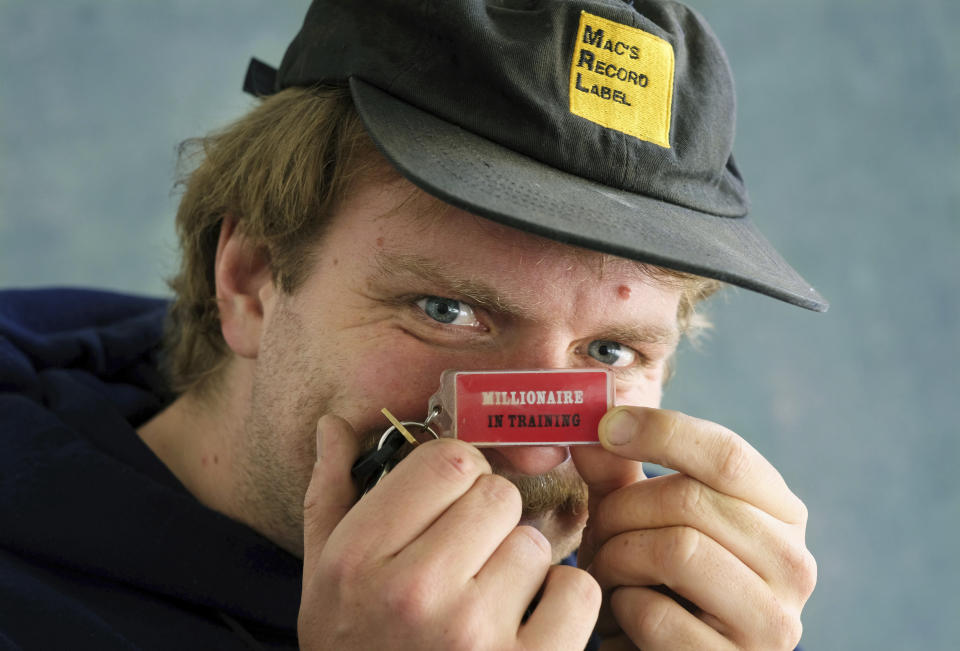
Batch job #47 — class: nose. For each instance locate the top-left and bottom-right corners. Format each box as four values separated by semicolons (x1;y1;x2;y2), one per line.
482;445;570;476
464;333;576;475
497;333;572;371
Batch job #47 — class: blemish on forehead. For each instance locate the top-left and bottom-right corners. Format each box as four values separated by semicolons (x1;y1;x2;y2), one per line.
375;237;385;248
617;285;632;300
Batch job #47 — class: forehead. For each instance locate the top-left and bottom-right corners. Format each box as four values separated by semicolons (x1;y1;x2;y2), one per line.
334;174;657;277
321;172;683;321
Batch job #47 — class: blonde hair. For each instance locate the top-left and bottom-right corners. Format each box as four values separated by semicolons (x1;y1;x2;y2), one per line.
164;86;378;395
163;86;721;395
646;265;721;340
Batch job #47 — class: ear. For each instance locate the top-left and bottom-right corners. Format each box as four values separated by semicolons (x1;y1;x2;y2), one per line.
214;217;276;359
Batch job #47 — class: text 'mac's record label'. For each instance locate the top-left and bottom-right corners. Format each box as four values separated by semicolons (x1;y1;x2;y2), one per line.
568;10;675;147
454;369;613;445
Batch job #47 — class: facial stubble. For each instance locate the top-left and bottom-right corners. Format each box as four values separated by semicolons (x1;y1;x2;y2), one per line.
237;304;589;558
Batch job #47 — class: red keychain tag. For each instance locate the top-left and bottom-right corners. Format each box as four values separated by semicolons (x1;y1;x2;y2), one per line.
426;369;614;446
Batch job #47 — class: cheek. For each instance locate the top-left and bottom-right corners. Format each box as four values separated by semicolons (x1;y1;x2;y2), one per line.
341;341;457;424
616;381;663;408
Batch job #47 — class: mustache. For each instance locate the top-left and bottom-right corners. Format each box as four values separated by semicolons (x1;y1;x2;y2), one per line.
498;463;588;520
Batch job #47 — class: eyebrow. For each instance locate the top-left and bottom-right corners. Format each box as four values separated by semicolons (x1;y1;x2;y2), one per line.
597;323;680;348
373;250;532;313
372;251;680;346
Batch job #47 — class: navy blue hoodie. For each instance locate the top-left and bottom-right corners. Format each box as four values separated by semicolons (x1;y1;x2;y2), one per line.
0;288;301;650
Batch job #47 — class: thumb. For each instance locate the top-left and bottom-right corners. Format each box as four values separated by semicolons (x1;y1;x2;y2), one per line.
302;414;360;568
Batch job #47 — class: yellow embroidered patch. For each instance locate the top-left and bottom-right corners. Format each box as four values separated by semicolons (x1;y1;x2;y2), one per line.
568;10;675;148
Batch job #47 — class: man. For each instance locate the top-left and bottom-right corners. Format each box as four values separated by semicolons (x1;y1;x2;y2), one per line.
0;0;825;649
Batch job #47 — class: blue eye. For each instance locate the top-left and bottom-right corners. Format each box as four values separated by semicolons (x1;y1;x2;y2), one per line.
416;297;479;326
587;340;636;367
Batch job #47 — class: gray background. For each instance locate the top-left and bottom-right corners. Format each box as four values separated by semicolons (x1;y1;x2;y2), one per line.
1;1;957;649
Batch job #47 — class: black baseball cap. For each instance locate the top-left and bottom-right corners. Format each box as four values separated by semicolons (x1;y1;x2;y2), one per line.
244;0;828;312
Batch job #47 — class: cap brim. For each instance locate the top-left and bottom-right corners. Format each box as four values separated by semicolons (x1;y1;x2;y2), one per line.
349;77;828;312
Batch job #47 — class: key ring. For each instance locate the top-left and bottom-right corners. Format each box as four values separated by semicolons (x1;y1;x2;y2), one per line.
377;407;440;448
421;404;442;433
351;407;440;495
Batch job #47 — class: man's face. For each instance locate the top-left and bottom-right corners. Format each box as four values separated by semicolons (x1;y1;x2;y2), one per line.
237;172;682;560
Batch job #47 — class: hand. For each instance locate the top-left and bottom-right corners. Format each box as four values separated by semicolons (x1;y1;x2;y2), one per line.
571;407;816;650
298;415;601;650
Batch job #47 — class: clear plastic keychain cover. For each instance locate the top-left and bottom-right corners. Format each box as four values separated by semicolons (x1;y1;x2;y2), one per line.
426;369;615;446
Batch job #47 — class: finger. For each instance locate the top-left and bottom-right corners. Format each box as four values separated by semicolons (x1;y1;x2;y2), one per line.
590;473;817;597
569;444;645;571
302;414;361;571
401;473;523;584
337;437;492;559
570;444;645;513
599;407;806;523
589;527;790;648
609;586;735;651
474;525;553;630
519;564;601;651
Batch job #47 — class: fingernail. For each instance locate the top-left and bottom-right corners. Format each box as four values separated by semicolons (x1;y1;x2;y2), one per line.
602;409;639;446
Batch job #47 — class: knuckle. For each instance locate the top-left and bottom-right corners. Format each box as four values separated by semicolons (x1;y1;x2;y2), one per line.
440;618;481;651
794;548;818;599
475;473;521;511
593;487;628;534
765;605;803;651
421;438;489;484
575;569;603;612
449;634;477;651
443;596;488;651
777;539;817;594
302;467;320;511
302;494;322;528
324;545;368;585
667;476;706;517
513;524;553;562
584;537;615;587
657;526;701;573
656;410;684;456
622;587;671;641
554;564;602;609
382;574;436;627
717;435;752;484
